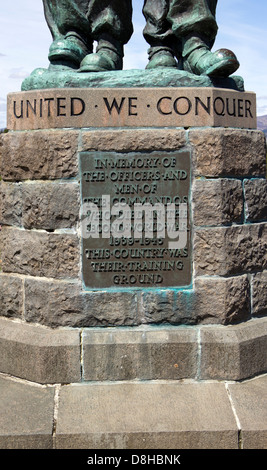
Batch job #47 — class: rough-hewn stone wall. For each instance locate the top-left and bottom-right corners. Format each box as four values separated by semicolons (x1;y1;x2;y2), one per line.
0;128;266;328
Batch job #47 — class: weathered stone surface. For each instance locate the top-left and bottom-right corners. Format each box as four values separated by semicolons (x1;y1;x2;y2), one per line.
0;274;23;319
200;318;267;381
252;271;267;317
194;275;251;325
192;178;243;226
55;381;238;449
0;375;54;449
82;128;187;152
0;181;80;230
7;87;255;131
228;375;267;449
141;289;196;325
1;226;79;280
1;127;265;333
24;279;84;327
21;181;80;230
0;182;22;226
82;327;198;381
1;373;267;450
141;275;250;326
189;128;266;177
24;278;139;327
244;178;267;222
0;317;81;384
0;130;79;181
194;223;267;276
1;316;266;384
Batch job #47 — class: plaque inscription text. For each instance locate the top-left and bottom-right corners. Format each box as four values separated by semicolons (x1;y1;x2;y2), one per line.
80;151;191;288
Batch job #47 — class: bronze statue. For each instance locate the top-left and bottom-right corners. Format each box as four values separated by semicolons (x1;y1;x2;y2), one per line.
42;0;239;77
143;0;239;77
43;0;133;72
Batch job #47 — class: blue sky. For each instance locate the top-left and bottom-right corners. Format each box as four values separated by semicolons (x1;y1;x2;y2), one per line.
1;0;267;128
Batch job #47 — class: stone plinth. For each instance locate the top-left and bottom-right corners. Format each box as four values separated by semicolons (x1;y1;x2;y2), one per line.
0;125;266;329
1;373;267;449
7;87;256;131
1;316;267;385
1;87;267;450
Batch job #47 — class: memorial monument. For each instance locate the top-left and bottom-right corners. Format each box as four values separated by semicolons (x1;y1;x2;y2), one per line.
0;0;267;450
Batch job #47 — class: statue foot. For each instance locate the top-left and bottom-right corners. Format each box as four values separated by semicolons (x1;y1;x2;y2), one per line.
48;32;90;68
183;47;239;78
79;51;121;72
79;38;123;72
146;47;178;69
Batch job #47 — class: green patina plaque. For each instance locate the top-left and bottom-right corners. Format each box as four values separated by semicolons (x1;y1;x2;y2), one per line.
80;150;191;289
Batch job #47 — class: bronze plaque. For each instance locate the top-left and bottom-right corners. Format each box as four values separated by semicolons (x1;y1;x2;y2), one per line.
80;151;191;288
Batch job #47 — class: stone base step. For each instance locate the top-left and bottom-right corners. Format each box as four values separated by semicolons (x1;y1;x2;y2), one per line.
1;373;266;450
1;317;267;384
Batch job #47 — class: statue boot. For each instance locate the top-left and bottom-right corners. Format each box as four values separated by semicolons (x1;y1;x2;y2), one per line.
79;37;123;72
48;31;91;69
181;36;239;77
145;46;178;69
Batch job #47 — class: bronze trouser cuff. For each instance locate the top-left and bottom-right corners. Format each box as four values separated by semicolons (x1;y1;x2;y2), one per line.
181;32;214;58
96;35;124;58
147;46;175;60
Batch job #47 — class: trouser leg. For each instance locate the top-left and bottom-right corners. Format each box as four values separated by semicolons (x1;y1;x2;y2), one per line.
142;0;178;68
143;0;239;77
143;0;175;48
168;0;218;55
87;0;133;45
78;0;133;72
171;0;239;77
143;0;217;56
43;0;91;44
42;0;133;69
43;0;133;44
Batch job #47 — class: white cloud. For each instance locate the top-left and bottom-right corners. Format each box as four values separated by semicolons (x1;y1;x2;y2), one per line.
8;68;31;80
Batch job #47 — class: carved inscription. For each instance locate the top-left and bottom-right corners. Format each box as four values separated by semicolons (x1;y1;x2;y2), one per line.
80;151;191;288
12;94;254;120
7;89;257;131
